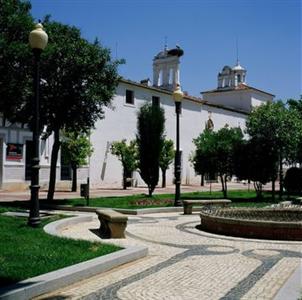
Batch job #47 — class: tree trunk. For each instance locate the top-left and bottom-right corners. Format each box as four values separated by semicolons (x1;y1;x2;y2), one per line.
71;164;77;192
254;181;263;199
220;174;227;198
272;179;275;202
47;128;61;201
122;169;127;190
279;155;283;200
162;169;166;188
148;185;153;197
201;174;204;186
224;175;228;198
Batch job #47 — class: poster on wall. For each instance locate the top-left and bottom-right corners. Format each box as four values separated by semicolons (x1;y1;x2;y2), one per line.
6;143;23;161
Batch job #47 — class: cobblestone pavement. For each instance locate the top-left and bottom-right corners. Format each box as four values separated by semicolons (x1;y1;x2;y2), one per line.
36;212;301;300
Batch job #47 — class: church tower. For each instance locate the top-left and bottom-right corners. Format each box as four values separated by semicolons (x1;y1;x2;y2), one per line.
217;60;246;89
153;45;184;91
232;60;247;87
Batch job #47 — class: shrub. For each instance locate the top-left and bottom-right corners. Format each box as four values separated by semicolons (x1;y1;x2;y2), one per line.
284;167;302;195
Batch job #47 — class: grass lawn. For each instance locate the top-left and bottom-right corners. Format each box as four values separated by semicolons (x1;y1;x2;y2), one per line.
37;189;283;209
0;208;121;288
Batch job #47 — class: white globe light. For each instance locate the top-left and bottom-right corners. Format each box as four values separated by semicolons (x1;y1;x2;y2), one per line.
29;23;48;50
172;85;184;103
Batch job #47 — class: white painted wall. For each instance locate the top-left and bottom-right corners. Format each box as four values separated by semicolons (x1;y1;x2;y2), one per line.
0;117;58;189
89;81;249;188
0;80;271;190
251;91;274;107
202;88;273;113
203;90;252;112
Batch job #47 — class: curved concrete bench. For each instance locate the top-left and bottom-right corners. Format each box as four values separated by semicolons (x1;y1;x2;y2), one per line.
96;209;128;238
183;199;231;214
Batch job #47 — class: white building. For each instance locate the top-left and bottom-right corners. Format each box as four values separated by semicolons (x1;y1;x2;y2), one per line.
0;47;274;190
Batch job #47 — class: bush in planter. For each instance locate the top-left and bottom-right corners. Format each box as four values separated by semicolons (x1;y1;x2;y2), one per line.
284;167;302;195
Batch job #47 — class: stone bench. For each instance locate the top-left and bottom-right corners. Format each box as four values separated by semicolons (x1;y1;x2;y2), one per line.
96;209;128;238
183;199;232;215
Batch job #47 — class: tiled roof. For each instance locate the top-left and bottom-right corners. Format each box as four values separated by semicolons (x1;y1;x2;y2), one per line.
201;83;275;97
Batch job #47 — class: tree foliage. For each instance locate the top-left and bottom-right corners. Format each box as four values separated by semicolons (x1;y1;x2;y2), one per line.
36;19;121;200
61;131;93;192
111;140;138;190
137;104;165;196
192;126;243;198
191;129;217;181
287;98;302;165
0;0;33;123
233;138;278;198
159;139;174;188
284;167;302;196
246;101;302;197
0;7;122;199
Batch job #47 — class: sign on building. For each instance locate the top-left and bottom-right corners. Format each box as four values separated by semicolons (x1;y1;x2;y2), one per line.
6;143;23;161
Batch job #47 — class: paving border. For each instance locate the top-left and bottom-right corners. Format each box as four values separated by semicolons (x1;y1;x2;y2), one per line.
274;263;302;300
40;203;202;215
0;216;148;300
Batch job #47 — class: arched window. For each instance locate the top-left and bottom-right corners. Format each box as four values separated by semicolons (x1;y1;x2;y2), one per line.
158;70;163;86
168;68;173;85
237;74;241;83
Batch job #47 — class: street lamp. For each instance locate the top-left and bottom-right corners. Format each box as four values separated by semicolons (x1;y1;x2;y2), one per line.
28;23;48;227
172;84;184;206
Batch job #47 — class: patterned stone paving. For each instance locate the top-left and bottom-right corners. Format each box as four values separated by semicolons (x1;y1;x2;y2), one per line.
36;212;302;300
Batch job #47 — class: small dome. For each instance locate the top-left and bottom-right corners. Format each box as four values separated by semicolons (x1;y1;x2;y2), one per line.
221;66;232;75
232;62;245;71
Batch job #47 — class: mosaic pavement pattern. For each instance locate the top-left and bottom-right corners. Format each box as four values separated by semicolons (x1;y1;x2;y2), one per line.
36;212;302;300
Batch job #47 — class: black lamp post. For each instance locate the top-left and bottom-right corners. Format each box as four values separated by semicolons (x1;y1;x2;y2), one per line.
28;23;48;227
172;84;184;206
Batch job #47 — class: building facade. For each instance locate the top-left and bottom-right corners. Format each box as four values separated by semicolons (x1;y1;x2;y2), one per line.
0;47;274;190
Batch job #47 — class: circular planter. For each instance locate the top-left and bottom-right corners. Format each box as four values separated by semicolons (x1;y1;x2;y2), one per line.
199;208;302;241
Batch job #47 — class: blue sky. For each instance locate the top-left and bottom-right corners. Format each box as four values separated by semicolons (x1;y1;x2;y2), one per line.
30;0;301;100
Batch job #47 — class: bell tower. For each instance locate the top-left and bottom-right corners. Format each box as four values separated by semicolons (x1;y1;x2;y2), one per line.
153;45;184;91
217;60;247;89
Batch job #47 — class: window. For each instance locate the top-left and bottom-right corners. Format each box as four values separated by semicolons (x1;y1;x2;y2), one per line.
237;74;241;83
125;89;134;105
152;96;160;107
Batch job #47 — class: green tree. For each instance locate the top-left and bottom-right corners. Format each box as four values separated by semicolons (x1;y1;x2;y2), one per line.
192;126;243;198
0;0;33;124
37;19;121;201
246;101;301;199
61;131;93;192
284;167;302;196
137;104;165;196
191;129;217;186
159;139;174;188
287;98;302;165
233;138;278;198
212;126;243;198
111;140;138;190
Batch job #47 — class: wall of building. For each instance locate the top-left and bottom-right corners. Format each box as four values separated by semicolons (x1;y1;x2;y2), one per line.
0;117;88;190
88;82;248;188
251;91;274;107
0;82;269;191
203;90;252;112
